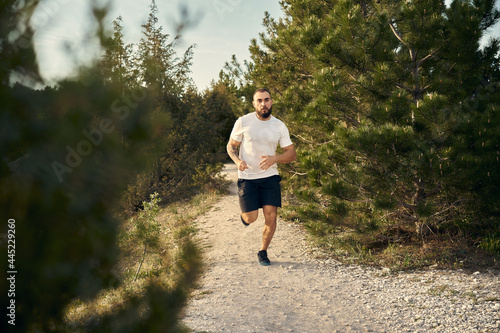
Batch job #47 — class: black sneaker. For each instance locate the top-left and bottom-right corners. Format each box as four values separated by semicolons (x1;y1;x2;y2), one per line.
258;250;271;266
240;215;249;226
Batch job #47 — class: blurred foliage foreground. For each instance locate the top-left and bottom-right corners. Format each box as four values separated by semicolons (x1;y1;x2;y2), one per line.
64;190;226;333
1;0;236;332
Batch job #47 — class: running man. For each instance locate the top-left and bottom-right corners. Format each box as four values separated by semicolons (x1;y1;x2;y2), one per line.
227;88;296;266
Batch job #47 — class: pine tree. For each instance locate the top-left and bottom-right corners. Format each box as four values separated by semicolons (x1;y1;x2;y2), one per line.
250;0;500;239
218;54;257;113
109;1;195;208
136;0;194;96
100;16;136;90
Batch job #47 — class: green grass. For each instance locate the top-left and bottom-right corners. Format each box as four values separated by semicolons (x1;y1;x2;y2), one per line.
64;186;227;331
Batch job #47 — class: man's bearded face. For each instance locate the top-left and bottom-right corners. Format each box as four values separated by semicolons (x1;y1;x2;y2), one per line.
253;91;273;120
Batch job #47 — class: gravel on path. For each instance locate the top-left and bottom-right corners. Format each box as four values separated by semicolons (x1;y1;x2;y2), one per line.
182;164;500;333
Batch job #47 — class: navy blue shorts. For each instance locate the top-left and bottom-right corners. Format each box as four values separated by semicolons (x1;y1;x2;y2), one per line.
237;175;282;213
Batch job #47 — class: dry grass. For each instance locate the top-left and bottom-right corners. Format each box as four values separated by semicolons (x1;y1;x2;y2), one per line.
280;204;500;273
306;228;500;273
64;190;223;331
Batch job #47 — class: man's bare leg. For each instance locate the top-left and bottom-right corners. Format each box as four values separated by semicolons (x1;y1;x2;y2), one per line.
261;205;277;251
241;210;258;225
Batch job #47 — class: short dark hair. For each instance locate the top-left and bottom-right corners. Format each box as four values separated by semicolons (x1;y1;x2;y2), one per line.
253;88;272;100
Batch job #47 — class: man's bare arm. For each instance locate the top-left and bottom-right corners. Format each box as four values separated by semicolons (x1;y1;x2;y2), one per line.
259;144;297;170
227;138;249;171
227;138;241;164
275;144;297;164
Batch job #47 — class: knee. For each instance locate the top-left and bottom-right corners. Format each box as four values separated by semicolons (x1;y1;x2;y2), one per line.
265;211;277;221
242;211;258;224
247;214;258;224
263;209;277;224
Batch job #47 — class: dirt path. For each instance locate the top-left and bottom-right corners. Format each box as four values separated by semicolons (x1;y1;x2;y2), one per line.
182;164;500;333
182;164;389;332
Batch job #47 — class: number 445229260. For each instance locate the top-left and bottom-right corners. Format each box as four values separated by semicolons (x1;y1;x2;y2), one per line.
8;219;15;270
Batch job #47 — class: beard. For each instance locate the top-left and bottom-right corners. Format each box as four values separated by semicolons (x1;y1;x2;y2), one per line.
256;105;272;119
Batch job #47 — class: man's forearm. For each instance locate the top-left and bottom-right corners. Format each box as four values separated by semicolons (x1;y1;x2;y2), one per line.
227;144;240;164
275;147;297;164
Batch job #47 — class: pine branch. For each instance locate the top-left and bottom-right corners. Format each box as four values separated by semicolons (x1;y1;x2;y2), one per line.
417;49;440;67
394;209;419;222
338;195;370;203
357;186;375;205
388;21;408;49
329;164;370;204
429;199;466;218
395;82;415;94
292;133;315;144
399;200;417;211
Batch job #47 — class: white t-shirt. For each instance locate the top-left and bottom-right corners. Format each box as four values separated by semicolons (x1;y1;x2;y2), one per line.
230;112;293;180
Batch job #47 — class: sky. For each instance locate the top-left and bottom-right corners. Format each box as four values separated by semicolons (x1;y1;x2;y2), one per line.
30;0;500;91
32;0;284;91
